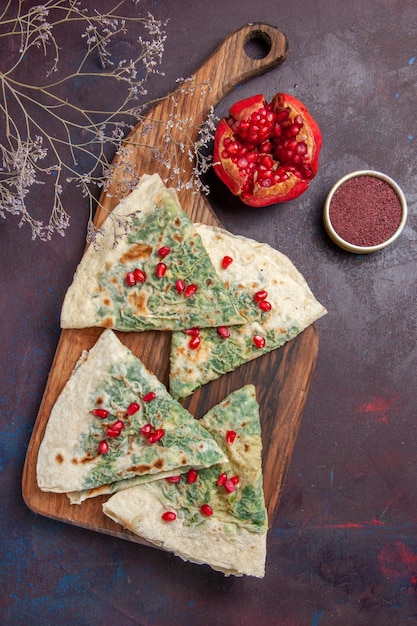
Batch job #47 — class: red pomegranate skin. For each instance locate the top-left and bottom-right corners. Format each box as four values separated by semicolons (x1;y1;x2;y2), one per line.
213;93;322;207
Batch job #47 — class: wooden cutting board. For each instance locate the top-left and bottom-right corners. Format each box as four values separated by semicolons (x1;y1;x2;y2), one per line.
22;24;319;542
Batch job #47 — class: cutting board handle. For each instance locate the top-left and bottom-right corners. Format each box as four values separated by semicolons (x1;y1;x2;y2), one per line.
192;23;289;107
97;23;288;224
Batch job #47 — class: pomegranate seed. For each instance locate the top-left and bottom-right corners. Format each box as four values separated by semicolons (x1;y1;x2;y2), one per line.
260;141;273;153
161;511;177;522
253;290;268;302
158;246;171;258
217;472;227;487
126;402;140;415
286;123;301;137
91;408;108;419
226;430;236;444
148;428;164;444
189;335;201;350
143;392;156;402
253;335;266;349
259;154;274;168
224;478;236;493
106;421;123;438
182;327;200;336
155;262;167;278
259;300;272;312
217;326;230;339
175;279;186;294
140;423;153;435
221;255;233;269
133;268;146;283
187;469;198;484
106;427;120;438
200;504;213;517
125;271;136;286
231;475;240;485
184;284;197;298
98;440;109;455
166;475;181;483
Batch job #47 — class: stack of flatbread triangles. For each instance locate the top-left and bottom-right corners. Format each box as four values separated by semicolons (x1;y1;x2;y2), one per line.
36;173;326;577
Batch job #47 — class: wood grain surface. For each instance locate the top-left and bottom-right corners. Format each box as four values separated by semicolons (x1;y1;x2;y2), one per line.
22;24;319;539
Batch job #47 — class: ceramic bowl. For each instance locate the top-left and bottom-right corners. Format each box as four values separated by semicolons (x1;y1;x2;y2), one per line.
323;170;407;254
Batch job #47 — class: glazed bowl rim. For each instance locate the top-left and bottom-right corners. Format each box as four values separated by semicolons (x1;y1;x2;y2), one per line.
323;169;408;254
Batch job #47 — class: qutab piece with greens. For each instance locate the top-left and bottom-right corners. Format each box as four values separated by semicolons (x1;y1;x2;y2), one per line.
36;330;228;498
103;385;268;578
60;173;244;332
169;224;327;400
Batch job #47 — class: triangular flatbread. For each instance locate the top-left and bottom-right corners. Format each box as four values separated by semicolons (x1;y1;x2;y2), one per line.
60;174;244;331
170;224;327;399
36;330;228;494
103;384;268;578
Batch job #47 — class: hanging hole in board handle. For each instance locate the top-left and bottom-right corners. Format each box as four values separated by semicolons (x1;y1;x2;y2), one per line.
243;29;273;60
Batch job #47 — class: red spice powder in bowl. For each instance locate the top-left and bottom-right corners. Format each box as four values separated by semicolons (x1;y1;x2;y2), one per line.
323;170;407;254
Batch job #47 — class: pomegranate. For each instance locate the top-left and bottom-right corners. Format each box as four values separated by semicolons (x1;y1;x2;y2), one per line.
213;93;322;207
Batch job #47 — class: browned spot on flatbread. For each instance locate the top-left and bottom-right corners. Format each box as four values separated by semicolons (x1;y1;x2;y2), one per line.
128;290;148;315
80;454;95;464
120;243;152;263
244;444;250;452
103;298;111;306
84;485;106;497
153;459;164;470
55;453;64;464
101;318;114;328
127;464;152;474
96;396;105;405
173;233;184;244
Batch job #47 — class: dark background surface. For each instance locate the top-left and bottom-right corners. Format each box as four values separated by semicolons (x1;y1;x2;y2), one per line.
1;1;416;624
